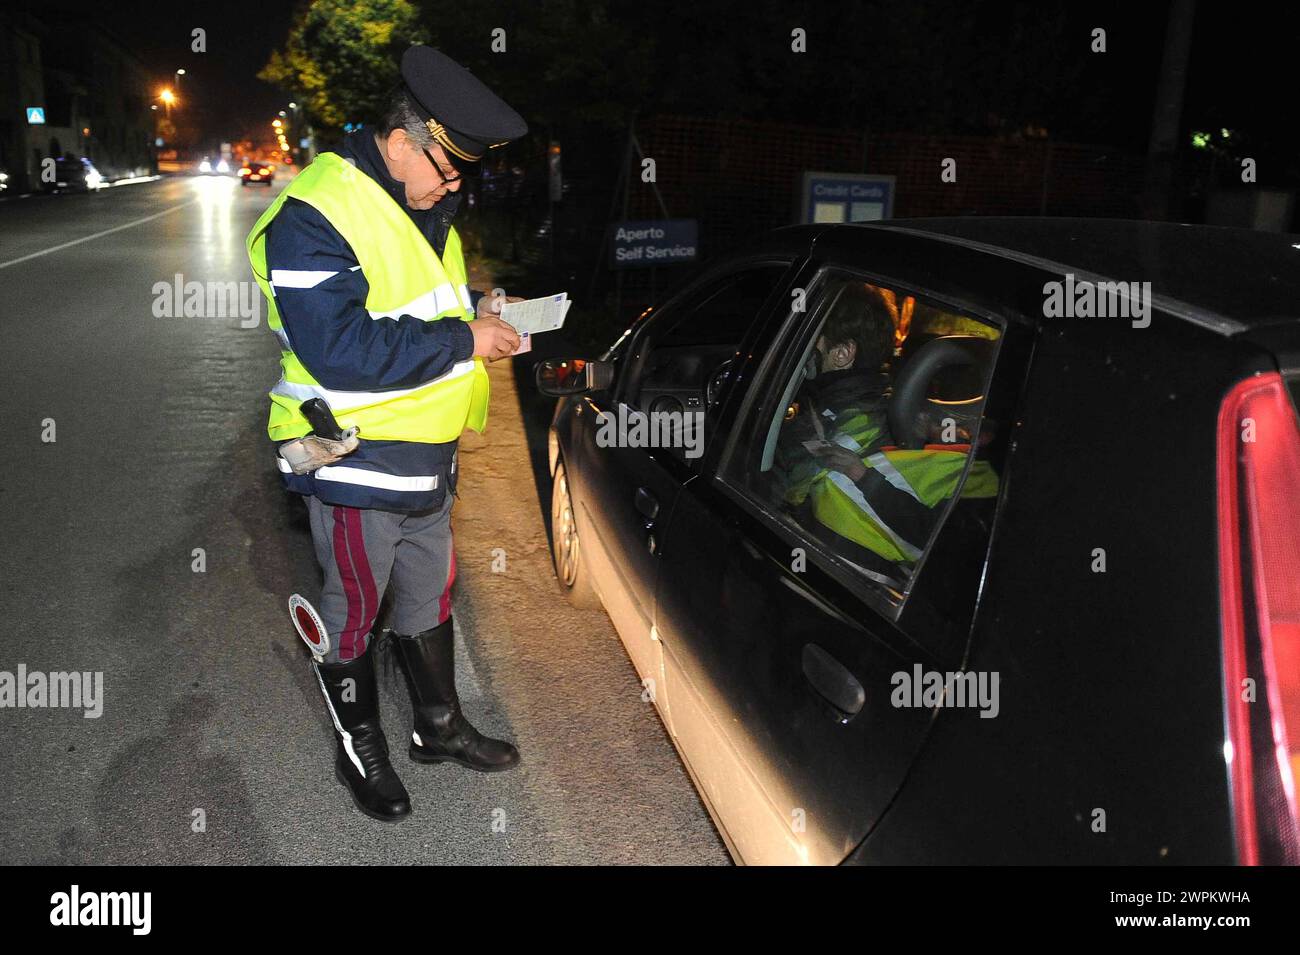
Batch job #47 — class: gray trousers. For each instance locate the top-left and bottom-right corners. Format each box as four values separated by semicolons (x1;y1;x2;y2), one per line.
306;496;456;663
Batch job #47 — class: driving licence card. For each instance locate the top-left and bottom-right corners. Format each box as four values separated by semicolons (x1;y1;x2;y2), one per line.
500;293;569;336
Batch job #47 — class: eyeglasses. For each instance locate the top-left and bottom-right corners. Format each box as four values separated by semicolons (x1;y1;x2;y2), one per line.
421;146;462;187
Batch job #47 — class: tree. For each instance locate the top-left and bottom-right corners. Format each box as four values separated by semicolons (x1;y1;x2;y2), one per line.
260;0;428;139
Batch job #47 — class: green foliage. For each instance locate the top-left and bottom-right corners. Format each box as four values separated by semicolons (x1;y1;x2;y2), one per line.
408;0;1085;136
407;0;654;129
260;0;429;138
261;0;1102;144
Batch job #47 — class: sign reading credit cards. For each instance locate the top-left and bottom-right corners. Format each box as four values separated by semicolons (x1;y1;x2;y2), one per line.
799;172;895;224
610;219;698;268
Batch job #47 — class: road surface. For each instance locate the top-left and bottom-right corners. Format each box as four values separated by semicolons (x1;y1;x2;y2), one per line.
0;175;728;864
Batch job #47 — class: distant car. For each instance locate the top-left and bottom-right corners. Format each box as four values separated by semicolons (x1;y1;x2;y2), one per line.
198;157;231;175
41;156;105;194
537;218;1300;865
239;161;274;186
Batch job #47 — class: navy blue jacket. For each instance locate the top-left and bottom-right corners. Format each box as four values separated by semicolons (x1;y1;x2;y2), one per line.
266;130;484;511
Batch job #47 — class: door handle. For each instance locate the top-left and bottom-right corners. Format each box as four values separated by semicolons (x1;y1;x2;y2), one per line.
634;487;660;555
801;643;865;720
634;487;659;525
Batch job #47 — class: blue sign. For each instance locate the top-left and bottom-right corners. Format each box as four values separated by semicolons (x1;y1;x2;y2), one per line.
799;172;896;224
610;219;698;269
26;107;46;125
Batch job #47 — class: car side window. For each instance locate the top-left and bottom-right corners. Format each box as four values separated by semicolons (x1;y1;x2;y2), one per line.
617;264;789;465
718;269;1004;606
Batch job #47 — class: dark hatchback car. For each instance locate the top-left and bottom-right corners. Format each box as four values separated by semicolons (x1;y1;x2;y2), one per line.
537;218;1300;865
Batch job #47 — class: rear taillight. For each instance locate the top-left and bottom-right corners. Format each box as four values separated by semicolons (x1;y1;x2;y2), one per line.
1217;371;1300;865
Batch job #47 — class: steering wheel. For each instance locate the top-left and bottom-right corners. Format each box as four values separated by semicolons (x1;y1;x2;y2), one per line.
887;337;995;448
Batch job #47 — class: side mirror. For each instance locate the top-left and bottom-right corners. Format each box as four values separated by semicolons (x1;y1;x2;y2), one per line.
535;358;614;397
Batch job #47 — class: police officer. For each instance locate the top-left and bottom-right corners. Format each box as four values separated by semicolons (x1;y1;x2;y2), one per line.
246;47;527;821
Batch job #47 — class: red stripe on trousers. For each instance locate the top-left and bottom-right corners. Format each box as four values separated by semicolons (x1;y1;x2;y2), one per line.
333;505;378;660
438;536;457;624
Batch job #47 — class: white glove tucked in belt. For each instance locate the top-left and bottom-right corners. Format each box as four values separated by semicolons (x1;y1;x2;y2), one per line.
279;427;360;476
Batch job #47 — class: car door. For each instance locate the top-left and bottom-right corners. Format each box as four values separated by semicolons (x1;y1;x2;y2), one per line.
653;262;1020;864
565;260;795;687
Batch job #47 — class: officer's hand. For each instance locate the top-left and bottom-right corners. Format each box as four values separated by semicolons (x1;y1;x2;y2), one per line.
476;293;525;319
469;316;521;361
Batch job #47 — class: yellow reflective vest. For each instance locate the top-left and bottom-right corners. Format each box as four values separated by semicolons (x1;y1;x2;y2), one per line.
246;151;489;445
783;403;999;564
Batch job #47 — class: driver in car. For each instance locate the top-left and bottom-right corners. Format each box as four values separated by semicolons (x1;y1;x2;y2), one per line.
775;286;998;568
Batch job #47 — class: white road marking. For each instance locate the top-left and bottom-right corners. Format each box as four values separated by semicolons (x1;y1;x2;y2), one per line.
0;199;200;271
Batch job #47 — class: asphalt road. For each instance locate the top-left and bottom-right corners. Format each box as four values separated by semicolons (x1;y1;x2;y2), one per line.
0;175;728;864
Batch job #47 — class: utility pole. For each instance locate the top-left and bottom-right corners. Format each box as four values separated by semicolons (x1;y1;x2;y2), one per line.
1142;0;1197;221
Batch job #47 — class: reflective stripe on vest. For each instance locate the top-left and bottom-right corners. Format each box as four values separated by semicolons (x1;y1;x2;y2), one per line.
784;399;999;563
821;470;924;561
864;451;923;503
830;426;922;503
270;359;477;412
366;282;472;321
276;456;441;492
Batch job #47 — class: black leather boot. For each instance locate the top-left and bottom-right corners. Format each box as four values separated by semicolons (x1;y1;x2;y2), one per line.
314;644;412;821
392;619;520;772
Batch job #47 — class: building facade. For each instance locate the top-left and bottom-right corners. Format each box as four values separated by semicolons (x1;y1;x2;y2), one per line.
0;9;156;195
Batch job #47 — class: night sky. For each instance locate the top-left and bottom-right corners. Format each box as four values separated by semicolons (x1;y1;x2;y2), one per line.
23;0;1300;168
34;0;301;140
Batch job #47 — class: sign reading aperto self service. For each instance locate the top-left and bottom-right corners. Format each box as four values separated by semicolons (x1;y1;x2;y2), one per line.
610;219;698;269
799;172;895;224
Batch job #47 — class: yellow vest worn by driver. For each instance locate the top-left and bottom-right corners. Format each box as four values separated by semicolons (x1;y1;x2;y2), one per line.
782;402;999;565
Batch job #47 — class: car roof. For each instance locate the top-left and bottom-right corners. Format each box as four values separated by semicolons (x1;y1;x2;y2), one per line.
848;217;1300;333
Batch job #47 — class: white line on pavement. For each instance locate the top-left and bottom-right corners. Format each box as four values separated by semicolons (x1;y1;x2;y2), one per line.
0;199;201;271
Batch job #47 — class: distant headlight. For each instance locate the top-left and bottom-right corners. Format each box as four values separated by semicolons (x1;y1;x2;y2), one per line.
199;160;211;173
86;170;103;188
216;159;230;173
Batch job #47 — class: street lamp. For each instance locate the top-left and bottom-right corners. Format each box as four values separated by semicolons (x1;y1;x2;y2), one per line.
285;101;309;164
159;88;175;117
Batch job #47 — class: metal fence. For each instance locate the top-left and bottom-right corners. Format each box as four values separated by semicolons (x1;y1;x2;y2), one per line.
470;113;1181;332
